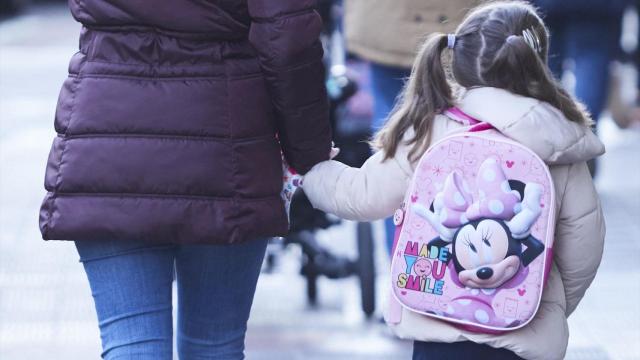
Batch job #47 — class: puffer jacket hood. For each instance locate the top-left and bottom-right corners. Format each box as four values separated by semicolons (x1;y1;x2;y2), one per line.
458;87;605;165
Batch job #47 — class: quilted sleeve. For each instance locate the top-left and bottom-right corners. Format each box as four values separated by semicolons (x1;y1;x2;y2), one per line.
553;162;606;315
302;116;465;221
247;0;332;174
302;148;413;222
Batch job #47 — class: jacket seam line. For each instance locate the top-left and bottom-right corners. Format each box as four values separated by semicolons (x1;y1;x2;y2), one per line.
251;8;313;24
278;96;325;114
500;100;541;132
501;101;591;155
82;23;248;40
61;133;274;142
260;12;278;67
262;52;322;73
69;73;263;81
558;201;599;224
85;58;226;68
553;133;588;155
83;58;255;70
53;192;281;202
48;77;81;234
224;54;241;221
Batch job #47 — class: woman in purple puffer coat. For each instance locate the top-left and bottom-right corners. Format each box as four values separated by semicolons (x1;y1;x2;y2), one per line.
39;1;331;358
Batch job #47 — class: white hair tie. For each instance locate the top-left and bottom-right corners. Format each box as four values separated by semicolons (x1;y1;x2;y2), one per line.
447;34;456;49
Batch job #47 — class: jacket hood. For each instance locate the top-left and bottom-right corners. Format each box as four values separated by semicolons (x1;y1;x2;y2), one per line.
457;87;605;165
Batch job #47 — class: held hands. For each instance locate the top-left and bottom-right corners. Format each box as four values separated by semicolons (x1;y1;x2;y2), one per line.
329;146;340;160
281;157;302;222
280;144;340;223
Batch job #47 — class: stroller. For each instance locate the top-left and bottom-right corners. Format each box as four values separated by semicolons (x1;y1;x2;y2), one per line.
264;1;377;317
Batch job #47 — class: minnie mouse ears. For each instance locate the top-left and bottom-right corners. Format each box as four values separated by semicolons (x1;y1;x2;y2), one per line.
465;158;521;223
413;158;543;241
433;158;521;229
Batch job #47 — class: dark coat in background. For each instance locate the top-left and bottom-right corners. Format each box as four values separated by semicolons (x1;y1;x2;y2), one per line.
531;0;630;19
39;0;332;244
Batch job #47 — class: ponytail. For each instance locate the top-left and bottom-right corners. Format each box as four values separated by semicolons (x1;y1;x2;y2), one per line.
375;1;593;164
373;33;455;162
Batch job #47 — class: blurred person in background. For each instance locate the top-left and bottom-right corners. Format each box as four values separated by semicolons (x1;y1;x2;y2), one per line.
343;0;481;253
532;0;631;175
531;0;630;125
608;2;640;129
38;1;331;359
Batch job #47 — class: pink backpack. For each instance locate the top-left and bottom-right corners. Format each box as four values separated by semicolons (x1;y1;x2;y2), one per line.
388;108;556;332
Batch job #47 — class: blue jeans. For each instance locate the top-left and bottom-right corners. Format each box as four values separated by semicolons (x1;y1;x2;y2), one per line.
413;341;522;359
75;238;268;360
369;62;411;253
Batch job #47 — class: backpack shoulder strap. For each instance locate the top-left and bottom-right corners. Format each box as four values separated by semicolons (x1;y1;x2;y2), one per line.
444;107;495;132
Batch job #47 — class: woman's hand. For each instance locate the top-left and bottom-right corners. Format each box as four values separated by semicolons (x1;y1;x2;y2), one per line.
330;143;340;159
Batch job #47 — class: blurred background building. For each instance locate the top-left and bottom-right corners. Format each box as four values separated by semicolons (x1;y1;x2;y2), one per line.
0;1;638;359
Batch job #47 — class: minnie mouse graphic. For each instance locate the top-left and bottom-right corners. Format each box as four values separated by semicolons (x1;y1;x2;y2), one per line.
411;158;545;327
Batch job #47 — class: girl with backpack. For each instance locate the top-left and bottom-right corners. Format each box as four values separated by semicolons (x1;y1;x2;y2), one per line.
302;2;605;359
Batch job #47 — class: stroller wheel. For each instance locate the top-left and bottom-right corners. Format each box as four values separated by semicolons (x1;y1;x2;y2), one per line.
302;251;319;306
356;222;376;317
306;271;318;306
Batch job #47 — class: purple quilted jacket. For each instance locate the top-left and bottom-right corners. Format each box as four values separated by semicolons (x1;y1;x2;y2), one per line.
39;0;332;244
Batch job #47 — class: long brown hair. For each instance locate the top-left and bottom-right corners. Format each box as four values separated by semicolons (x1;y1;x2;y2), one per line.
373;1;591;162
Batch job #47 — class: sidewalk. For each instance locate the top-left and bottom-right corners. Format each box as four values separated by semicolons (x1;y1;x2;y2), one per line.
0;5;638;360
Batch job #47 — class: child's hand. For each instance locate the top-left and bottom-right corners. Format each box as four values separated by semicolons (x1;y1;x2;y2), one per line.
281;144;338;225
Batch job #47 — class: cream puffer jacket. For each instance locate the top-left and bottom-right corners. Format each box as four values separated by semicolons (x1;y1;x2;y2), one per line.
303;87;606;360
